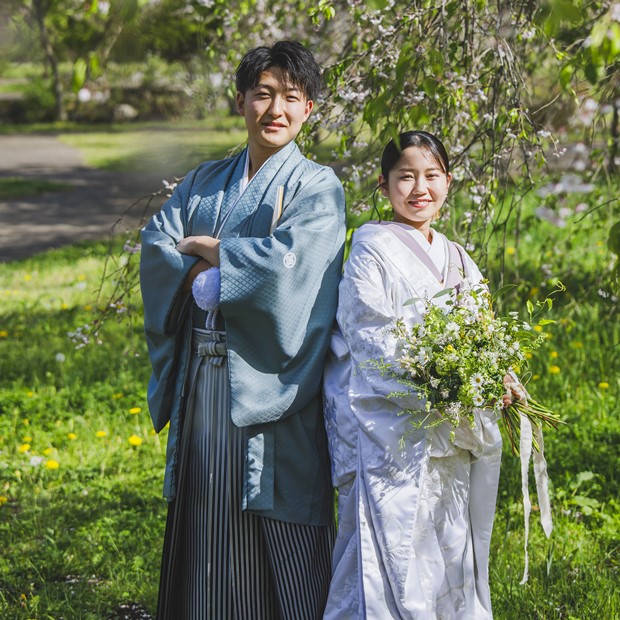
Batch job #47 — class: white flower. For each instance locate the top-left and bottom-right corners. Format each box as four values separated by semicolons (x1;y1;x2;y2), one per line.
473;394;485;407
470;373;484;387
55;353;66;363
30;456;45;467
440;389;450;399
445;321;460;336
430;377;440;388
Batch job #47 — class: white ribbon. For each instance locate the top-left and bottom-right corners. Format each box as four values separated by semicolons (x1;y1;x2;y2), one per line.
518;408;553;584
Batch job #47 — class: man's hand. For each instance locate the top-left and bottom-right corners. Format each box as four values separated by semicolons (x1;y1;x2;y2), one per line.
176;235;221;267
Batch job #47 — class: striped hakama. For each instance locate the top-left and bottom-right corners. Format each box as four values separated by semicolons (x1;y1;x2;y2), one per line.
157;328;334;620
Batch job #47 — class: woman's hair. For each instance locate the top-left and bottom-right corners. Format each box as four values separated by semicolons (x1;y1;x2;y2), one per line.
235;41;322;101
380;130;450;181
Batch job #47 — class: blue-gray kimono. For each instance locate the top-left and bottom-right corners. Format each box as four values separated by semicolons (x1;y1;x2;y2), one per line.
140;141;346;526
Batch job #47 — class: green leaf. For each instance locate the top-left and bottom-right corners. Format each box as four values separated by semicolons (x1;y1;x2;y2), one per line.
71;58;87;93
607;221;620;255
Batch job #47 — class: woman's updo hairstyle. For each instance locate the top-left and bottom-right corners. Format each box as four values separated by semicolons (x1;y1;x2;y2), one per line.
380;130;450;183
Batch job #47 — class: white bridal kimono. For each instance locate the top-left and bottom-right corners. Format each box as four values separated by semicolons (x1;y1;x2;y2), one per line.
323;222;503;619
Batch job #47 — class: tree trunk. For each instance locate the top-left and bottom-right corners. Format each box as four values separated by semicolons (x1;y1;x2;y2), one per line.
32;0;66;121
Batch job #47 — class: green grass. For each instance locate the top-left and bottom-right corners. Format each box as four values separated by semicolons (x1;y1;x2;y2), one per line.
0;186;618;617
0;178;73;200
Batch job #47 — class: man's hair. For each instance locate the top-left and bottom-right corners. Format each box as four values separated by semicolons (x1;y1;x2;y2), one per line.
235;40;322;101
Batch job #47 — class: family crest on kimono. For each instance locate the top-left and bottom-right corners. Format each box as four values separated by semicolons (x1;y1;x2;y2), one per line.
324;131;513;619
140;41;346;620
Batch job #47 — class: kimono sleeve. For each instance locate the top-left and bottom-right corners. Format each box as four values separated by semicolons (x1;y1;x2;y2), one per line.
336;239;425;411
140;170;201;337
219;166;346;426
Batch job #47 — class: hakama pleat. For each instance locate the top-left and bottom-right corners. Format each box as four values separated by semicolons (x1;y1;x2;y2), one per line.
157;328;334;620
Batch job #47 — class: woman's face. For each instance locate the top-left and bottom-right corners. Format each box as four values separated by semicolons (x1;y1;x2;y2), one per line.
379;146;451;232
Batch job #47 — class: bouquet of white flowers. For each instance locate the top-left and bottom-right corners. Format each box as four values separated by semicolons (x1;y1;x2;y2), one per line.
391;278;563;454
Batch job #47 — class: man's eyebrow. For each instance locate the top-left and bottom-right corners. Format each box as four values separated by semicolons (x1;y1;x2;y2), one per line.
254;83;302;92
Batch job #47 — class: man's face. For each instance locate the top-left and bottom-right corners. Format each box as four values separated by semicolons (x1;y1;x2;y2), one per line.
236;66;313;159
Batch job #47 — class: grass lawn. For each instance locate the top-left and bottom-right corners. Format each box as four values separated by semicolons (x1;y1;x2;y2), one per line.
0;177;73;200
0;121;618;617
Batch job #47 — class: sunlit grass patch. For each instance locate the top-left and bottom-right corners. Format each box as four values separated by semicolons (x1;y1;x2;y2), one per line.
0;177;73;200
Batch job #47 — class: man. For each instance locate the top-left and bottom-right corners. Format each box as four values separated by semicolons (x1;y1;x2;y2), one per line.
140;41;346;620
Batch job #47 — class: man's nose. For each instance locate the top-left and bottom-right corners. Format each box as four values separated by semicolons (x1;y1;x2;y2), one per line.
269;95;283;117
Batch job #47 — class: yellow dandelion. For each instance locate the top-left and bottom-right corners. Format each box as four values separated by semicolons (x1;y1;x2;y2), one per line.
0;496;8;506
22;436;32;443
150;429;157;436
0;330;8;338
549;365;561;374
84;304;92;311
24;274;32;282
112;393;124;400
128;407;141;415
67;432;77;440
598;382;610;389
45;460;59;470
43;447;54;456
61;303;69;310
18;444;30;453
506;247;516;256
546;332;553;339
573;341;583;349
550;351;558;358
525;352;533;360
529;287;539;297
596;240;604;247
96;430;108;438
533;374;541;380
128;434;143;447
77;274;86;281
534;325;543;332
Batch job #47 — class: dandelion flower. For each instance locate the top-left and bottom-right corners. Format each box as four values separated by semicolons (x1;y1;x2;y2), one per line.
534;325;543;333
43;447;54;456
0;330;8;338
18;443;30;453
45;460;59;470
128;435;143;447
55;353;66;363
506;247;516;255
128;407;142;415
598;382;610;389
573;341;583;349
533;374;541;380
96;430;108;438
112;393;124;400
67;433;77;440
22;436;32;443
525;352;533;360
61;303;69;310
24;274;32;282
0;495;8;506
549;365;561;374
83;305;92;311
550;351;558;358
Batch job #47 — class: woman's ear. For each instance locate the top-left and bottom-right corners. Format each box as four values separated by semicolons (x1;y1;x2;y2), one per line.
446;172;452;189
378;175;388;197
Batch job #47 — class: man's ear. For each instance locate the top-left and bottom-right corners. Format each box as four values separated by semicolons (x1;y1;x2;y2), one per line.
303;99;314;120
236;92;245;116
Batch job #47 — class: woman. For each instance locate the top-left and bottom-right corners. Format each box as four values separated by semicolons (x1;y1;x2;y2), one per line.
323;131;503;619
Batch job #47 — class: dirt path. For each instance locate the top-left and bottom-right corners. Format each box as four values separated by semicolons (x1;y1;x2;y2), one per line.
0;134;166;262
